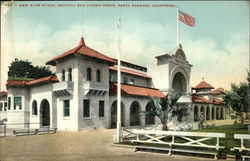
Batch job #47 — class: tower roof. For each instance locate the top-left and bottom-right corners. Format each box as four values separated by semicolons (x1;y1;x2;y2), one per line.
194;80;214;89
46;37;117;65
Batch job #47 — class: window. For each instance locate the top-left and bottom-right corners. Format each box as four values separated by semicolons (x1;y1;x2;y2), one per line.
113;76;117;82
68;68;72;81
109;76;112;82
8;97;11;110
96;70;101;82
4;102;7;111
0;102;2;111
63;100;70;117
87;68;92;81
14;97;22;110
62;69;65;81
130;79;134;85
32;100;38;115
83;99;90;117
123;77;128;84
109;76;117;82
99;100;105;117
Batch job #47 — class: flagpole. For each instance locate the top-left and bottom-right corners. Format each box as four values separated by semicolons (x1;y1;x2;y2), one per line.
81;9;84;37
176;6;179;46
116;18;122;143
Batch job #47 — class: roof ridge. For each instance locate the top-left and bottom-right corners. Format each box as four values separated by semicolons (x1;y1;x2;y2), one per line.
47;37;116;65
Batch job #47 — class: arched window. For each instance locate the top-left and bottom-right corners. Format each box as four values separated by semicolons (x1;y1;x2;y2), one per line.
96;70;101;82
32;100;37;115
62;69;65;81
68;68;72;81
87;68;92;81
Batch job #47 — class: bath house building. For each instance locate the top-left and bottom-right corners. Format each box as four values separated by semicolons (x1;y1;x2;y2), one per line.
0;37;229;131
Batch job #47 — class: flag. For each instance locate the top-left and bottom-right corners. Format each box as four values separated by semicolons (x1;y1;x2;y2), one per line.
178;10;195;27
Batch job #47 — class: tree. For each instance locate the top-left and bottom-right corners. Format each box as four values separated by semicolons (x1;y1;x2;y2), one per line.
224;70;250;125
143;91;189;130
8;58;53;79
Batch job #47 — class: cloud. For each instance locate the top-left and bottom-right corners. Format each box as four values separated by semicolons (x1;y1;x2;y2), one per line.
1;8;249;91
183;32;249;89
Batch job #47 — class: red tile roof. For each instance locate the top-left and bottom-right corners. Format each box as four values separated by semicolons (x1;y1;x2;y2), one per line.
110;83;164;98
28;75;59;86
192;95;210;104
109;66;151;79
6;80;29;86
46;37;117;65
0;91;7;96
192;95;224;105
212;87;228;95
213;98;224;105
6;76;58;87
194;81;214;89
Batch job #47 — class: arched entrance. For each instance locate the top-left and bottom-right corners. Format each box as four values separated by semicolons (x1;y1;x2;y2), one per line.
216;107;220;120
110;101;125;128
200;106;205;120
145;101;155;125
194;106;199;122
212;107;215;120
220;108;224;120
130;101;141;126
206;106;210;120
40;99;50;126
172;72;187;93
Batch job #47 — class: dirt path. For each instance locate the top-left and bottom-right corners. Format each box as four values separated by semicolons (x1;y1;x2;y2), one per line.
0;129;232;161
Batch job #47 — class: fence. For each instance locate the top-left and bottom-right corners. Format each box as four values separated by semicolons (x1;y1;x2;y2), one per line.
0;122;56;138
121;129;226;159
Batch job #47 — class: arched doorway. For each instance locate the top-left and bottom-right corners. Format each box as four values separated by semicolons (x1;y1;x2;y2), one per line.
193;106;199;122
172;72;187;93
221;108;224;120
216;107;220;120
110;101;125;128
40;99;50;126
145;101;155;125
212;107;215;120
200;106;205;120
130;101;141;126
206;106;210;120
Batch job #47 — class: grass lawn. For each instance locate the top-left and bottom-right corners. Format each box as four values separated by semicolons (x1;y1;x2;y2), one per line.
193;125;250;155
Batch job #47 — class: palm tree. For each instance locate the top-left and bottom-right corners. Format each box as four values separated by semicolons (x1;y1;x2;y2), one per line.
224;70;250;125
143;91;189;130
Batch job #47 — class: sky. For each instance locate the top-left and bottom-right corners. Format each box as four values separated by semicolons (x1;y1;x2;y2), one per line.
1;1;249;91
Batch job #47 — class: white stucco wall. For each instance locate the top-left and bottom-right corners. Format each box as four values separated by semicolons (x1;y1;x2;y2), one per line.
55;56;79;131
78;56;110;130
147;64;169;93
29;83;55;129
6;88;30;128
